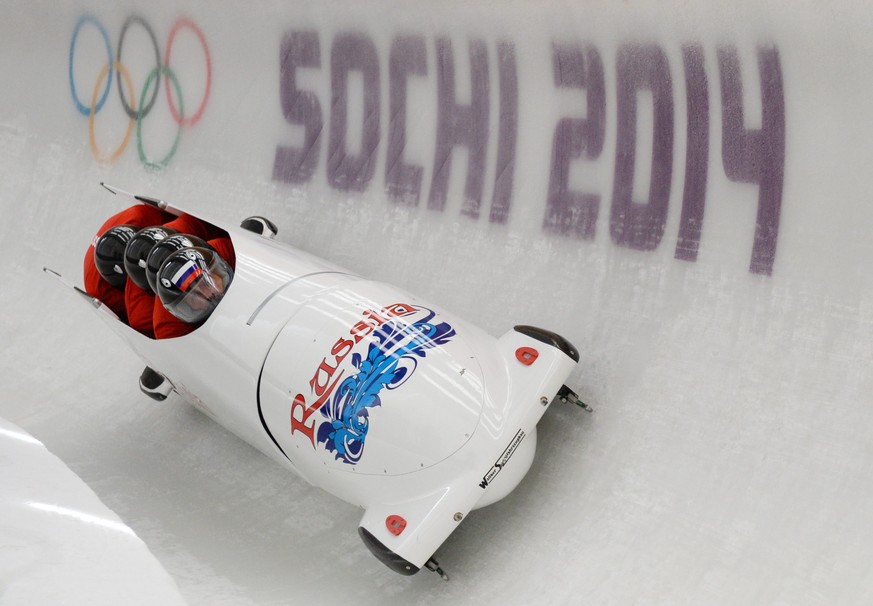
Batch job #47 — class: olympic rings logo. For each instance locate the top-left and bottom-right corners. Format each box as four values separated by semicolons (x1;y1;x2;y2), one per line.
68;14;212;169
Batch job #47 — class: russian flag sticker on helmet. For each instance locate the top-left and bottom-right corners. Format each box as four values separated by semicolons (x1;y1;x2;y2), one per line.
171;259;202;292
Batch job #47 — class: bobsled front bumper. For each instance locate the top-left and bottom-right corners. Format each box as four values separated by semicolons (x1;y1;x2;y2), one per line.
357;326;579;575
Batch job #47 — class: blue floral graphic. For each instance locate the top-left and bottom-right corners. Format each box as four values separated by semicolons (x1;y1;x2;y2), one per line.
315;307;455;464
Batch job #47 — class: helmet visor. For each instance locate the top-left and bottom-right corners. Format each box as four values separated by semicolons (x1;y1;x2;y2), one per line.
164;254;233;324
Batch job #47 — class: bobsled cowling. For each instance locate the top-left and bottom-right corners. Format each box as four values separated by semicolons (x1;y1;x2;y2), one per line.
83;198;580;576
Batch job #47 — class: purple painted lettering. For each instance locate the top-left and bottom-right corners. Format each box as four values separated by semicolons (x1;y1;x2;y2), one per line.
543;43;605;239
610;44;674;251
386;36;427;205
428;38;490;218
717;46;785;275
327;33;381;192
489;41;518;224
274;31;323;184
675;44;709;262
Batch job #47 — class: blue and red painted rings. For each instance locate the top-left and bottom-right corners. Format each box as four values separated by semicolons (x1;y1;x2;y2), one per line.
68;14;212;168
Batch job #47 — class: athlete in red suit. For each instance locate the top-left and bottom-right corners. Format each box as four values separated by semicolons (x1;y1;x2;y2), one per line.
83;205;171;322
123;214;219;338
87;207;235;339
86;205;237;401
164;213;215;240
153;236;235;339
124;280;153;337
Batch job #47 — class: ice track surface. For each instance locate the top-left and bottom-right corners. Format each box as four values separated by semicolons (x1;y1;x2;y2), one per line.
2;1;873;604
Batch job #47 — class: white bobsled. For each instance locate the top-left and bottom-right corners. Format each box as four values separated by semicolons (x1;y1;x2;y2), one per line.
52;184;588;579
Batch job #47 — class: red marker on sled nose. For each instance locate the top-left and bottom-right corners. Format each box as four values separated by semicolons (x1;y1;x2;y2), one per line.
386;515;407;536
515;347;539;366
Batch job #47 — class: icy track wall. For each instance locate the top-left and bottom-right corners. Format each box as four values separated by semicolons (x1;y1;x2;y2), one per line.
12;1;799;282
3;0;873;604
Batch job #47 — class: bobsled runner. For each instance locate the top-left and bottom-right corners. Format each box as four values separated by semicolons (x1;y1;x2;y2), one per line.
47;183;590;580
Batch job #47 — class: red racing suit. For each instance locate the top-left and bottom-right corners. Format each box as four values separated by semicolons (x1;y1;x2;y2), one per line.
153;236;236;340
87;206;235;339
123;213;224;338
83;205;171;322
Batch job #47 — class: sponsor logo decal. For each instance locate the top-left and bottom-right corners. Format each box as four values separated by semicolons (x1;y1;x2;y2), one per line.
290;303;456;464
170;257;202;291
480;429;526;489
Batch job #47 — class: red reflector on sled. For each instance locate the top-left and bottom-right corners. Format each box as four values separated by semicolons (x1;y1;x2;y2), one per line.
515;347;539;366
386;515;407;536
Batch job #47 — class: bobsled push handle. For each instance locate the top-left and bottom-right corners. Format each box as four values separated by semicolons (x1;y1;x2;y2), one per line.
43;267;116;314
100;182;183;217
240;216;278;239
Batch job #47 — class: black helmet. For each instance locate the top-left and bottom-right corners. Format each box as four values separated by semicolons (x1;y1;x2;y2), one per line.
94;224;137;287
156;247;233;324
123;226;178;292
145;233;209;294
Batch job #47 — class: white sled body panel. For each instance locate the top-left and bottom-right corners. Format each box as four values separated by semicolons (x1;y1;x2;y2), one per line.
83;202;580;575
